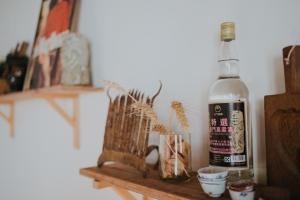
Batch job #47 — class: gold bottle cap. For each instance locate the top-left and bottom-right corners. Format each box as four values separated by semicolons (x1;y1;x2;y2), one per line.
221;22;235;41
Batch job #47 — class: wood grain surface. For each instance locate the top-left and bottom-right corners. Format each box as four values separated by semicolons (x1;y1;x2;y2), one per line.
80;164;229;200
264;45;300;200
80;164;289;200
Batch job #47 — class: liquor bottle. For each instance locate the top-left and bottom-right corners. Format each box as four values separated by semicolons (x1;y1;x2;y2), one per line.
208;22;253;182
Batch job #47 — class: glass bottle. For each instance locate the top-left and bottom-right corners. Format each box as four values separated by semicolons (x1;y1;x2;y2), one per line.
208;22;253;183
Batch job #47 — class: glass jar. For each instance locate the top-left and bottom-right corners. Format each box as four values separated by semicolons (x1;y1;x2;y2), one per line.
159;132;192;181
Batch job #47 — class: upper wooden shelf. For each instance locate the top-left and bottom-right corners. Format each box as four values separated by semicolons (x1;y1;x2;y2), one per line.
80;163;229;200
0;85;103;102
0;85;103;148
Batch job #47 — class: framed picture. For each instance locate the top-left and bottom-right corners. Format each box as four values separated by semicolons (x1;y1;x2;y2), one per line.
24;0;77;89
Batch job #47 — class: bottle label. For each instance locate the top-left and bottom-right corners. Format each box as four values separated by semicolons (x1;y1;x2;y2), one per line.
209;101;247;167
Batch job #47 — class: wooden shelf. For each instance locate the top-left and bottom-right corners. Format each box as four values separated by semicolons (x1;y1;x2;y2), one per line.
80;164;291;200
80;163;229;200
0;85;103;102
0;86;103;148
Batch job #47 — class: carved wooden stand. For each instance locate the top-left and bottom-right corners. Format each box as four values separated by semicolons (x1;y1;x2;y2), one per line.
95;84;162;199
265;45;300;199
98;85;161;177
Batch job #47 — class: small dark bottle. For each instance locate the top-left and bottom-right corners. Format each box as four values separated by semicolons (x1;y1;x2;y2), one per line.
5;42;29;92
6;53;28;92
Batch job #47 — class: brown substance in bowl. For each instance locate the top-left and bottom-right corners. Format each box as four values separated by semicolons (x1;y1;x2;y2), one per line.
229;180;255;192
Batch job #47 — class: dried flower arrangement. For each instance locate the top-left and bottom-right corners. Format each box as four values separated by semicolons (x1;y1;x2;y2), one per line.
127;86;192;181
158;101;192;181
99;80;192;180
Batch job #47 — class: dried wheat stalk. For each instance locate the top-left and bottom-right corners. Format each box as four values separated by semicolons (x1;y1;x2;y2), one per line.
171;101;189;133
130;101;172;134
101;80;137;102
101;80;127;93
152;124;169;134
130;97;191;178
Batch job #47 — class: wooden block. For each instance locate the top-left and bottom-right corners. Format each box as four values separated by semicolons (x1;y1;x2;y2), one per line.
265;45;300;199
256;185;290;200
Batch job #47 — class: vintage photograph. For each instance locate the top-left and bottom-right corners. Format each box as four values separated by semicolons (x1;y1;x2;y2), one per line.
24;0;76;89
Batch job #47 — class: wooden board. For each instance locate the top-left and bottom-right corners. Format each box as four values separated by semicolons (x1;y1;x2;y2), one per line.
80;164;229;200
80;164;290;200
265;94;300;199
264;45;300;200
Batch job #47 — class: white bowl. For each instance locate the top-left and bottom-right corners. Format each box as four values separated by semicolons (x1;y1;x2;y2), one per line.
228;179;255;200
197;166;228;180
197;175;226;198
229;189;255;200
198;176;227;182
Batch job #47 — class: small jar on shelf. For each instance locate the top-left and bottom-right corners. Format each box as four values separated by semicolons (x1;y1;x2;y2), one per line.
159;132;192;182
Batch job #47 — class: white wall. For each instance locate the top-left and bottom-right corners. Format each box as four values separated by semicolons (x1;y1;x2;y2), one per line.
0;0;300;199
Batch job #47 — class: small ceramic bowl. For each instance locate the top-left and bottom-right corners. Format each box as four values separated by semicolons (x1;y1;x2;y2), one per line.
228;180;255;200
197;175;226;198
229;190;255;200
197;167;228;180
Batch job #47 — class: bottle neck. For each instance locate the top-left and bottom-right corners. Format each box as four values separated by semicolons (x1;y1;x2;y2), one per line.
218;40;240;79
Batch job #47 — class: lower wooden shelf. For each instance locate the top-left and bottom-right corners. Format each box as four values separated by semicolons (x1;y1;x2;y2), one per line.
80;164;290;200
80;163;229;200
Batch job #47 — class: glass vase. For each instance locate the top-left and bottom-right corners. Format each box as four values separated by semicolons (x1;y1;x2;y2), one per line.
159;132;192;182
